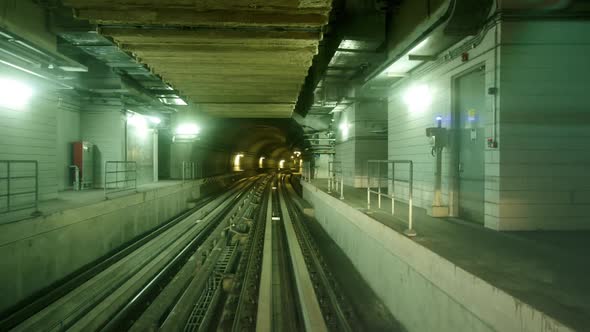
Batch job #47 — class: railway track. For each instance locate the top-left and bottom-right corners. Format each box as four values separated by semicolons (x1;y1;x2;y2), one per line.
1;172;362;332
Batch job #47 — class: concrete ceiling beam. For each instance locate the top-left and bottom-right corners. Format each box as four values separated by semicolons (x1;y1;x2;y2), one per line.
141;57;311;67
101;27;322;43
185;95;297;103
64;0;331;12
120;43;318;54
154;67;309;77
75;9;328;28
162;75;305;84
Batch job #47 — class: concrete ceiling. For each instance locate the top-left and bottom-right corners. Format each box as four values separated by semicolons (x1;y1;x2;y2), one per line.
62;0;333;118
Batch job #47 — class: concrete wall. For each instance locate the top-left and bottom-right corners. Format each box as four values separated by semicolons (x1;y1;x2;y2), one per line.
168;141;232;179
335;100;388;187
80;103;125;188
0;176;236;313
126;124;156;186
493;20;590;230
302;181;573;332
56;96;81;191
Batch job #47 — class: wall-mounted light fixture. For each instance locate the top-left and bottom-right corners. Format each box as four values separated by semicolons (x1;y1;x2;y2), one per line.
126;111;150;138
0;78;33;110
173;123;201;142
339;122;351;139
148;116;161;125
403;84;432;113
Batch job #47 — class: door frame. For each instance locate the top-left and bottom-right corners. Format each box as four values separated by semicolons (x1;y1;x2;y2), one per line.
449;63;486;218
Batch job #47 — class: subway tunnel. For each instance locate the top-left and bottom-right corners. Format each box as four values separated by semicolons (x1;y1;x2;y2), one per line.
1;1;590;331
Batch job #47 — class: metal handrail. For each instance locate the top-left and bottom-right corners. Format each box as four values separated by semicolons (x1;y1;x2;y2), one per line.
182;161;196;182
0;160;39;215
367;160;415;237
328;161;344;200
104;161;137;198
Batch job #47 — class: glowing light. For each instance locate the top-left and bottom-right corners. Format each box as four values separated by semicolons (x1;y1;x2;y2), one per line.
0;78;33;110
148;116;161;125
435;116;443;121
403;84;432;113
126;112;150;138
234;153;244;167
259;156;266;168
176;123;200;135
279;160;285;169
409;38;430;54
339;122;351;139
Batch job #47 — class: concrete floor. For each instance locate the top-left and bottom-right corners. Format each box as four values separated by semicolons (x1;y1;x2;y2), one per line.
1;180;183;224
310;179;590;331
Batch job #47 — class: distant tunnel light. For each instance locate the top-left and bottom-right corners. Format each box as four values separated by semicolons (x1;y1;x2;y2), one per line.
279;160;285;169
234;153;244;170
0;78;33;110
259;156;266;168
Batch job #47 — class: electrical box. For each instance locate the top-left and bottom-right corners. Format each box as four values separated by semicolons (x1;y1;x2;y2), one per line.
425;127;448;149
72;141;95;190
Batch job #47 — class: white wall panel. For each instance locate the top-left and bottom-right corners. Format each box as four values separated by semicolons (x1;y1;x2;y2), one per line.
80;104;125;188
0;90;60;202
497;20;590;230
387;24;499;223
56;96;81;191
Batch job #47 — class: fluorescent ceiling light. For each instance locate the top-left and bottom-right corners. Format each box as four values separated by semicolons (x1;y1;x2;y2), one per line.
159;97;188;106
58;65;88;72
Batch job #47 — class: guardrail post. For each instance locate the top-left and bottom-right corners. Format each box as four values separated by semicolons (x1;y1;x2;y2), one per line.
367;161;371;210
377;162;381;209
34;161;39;214
6;162;10;212
404;161;416;237
339;172;344;200
391;163;395;215
366;160;416;237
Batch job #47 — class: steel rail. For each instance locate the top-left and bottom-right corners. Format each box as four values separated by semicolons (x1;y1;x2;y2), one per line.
0;193;218;331
228;180;271;331
282;175;359;332
277;176;329;332
99;178;260;332
8;177;254;332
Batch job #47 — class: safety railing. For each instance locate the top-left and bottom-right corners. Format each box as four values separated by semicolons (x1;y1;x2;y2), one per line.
182;161;196;182
104;161;137;199
0;160;39;215
367;160;415;237
328;161;344;199
303;163;312;182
